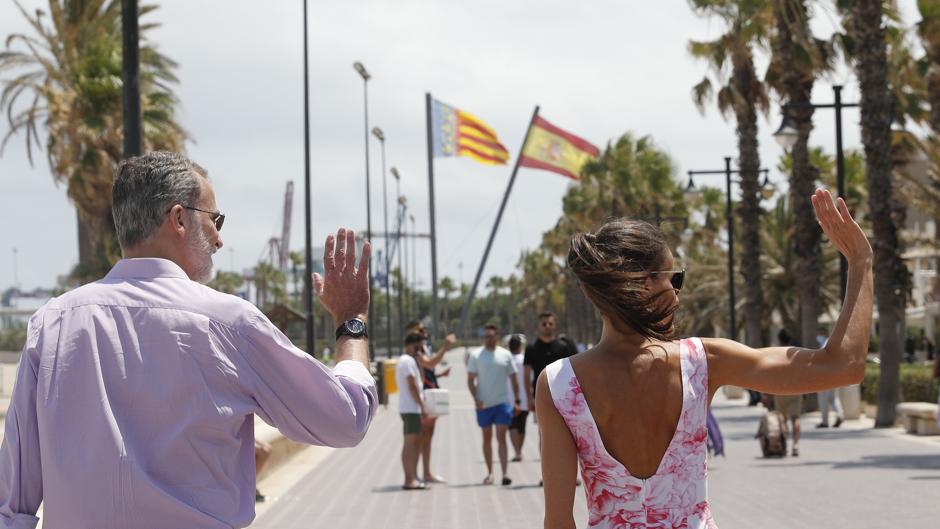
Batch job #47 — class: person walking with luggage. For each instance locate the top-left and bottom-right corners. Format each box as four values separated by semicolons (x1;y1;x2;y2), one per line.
537;189;873;528
468;324;521;486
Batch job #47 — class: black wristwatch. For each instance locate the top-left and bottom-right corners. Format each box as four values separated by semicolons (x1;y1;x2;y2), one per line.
335;318;368;340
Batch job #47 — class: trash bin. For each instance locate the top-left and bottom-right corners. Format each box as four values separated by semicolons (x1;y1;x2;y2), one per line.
384;359;398;394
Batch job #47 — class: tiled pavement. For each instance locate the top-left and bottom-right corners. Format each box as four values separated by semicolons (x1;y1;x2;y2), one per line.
254;349;939;529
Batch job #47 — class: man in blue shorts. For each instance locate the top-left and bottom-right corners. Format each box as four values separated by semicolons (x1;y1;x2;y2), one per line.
467;323;521;486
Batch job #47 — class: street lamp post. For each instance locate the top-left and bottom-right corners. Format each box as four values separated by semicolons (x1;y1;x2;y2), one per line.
302;0;316;358
391;167;405;355
410;214;417;318
773;84;859;302
372;127;393;357
685;157;772;341
121;0;141;157
353;61;375;360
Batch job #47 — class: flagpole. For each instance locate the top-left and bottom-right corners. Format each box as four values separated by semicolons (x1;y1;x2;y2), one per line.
425;93;441;340
458;105;540;338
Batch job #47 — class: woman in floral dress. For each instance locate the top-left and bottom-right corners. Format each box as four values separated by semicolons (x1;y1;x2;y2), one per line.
536;189;873;529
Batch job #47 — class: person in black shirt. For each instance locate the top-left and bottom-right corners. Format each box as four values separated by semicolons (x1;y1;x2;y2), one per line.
524;312;579;414
523;311;579;486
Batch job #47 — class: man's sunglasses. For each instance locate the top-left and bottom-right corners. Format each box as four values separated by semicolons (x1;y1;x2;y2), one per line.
168;205;225;232
649;269;685;291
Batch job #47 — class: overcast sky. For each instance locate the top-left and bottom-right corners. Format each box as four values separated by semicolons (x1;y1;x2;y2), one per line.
0;0;921;293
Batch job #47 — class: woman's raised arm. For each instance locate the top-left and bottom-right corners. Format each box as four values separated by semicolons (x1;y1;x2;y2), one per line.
706;189;874;397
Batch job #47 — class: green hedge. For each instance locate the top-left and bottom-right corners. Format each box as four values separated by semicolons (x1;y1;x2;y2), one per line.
0;326;26;352
861;363;939;404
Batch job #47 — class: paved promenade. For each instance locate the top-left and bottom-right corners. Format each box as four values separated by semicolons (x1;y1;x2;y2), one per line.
254;348;938;529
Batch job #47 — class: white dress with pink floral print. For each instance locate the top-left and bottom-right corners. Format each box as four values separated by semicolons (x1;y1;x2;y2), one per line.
546;337;718;529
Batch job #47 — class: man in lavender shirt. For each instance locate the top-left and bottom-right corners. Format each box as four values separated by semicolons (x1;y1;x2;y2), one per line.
0;152;378;529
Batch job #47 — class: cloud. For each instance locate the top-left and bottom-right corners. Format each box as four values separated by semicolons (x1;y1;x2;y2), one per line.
0;0;871;295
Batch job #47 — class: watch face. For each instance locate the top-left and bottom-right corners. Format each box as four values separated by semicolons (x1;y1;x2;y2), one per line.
346;319;365;334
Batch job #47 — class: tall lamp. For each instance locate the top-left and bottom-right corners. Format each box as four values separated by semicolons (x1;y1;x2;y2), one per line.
372;126;393;357
773;85;859;303
353;61;375;359
685;158;773;341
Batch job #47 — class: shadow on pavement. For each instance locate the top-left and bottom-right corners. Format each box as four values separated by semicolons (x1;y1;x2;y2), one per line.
449;482;500;489
750;453;940;472
371;485;432;493
831;454;940;471
509;483;543;490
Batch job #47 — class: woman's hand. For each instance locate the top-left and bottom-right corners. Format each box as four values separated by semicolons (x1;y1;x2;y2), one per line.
811;188;872;263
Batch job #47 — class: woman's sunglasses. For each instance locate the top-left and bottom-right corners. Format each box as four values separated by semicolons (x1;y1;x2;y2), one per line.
649;269;685;291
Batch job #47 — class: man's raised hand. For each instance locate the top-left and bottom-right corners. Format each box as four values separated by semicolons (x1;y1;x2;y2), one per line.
313;228;371;325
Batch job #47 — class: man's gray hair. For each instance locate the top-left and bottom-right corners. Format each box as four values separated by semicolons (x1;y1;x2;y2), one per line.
112;151;208;249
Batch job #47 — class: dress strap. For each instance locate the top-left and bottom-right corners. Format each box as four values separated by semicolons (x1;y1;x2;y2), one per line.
545;358;575;414
680;337;709;411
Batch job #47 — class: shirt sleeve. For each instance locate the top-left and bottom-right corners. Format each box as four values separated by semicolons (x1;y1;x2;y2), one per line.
523;344;533;366
235;313;378;448
0;310;45;529
467;352;478;374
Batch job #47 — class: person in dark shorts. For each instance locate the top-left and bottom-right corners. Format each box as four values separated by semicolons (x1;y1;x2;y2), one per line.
396;333;428;490
507;334;529;461
404;320;456;484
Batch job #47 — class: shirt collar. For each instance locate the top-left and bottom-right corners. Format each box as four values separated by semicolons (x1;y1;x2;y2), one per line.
105;258;191;281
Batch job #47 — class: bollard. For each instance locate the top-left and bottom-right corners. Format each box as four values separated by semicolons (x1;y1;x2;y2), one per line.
376;360;388;406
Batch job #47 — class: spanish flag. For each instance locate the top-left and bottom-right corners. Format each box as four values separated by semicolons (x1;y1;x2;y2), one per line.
519;116;599;180
431;98;510;165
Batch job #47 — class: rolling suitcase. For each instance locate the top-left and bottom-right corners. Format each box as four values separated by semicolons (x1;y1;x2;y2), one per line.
755;411;788;457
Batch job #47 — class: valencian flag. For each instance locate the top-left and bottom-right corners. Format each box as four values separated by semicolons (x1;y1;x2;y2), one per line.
519;116;600;180
431;98;510;165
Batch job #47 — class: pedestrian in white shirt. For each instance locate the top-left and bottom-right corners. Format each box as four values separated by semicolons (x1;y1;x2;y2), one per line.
396;333;428;490
507;334;529;461
467;323;521;486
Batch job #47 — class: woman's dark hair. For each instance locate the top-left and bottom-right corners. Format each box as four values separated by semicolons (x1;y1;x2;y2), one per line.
567;219;677;340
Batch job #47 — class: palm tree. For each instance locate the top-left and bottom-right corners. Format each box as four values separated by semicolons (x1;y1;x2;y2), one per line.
439;276;456;333
536;133;689;342
689;0;772;347
208;271;244;295
288;250;304;308
766;0;836;348
841;0;909;427
0;0;186;283
764;147;870;343
911;1;940;226
486;275;505;323
254;261;287;310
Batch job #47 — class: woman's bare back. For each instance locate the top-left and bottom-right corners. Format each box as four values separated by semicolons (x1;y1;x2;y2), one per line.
568;340;685;479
